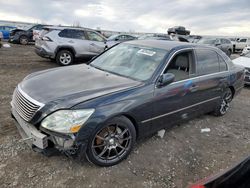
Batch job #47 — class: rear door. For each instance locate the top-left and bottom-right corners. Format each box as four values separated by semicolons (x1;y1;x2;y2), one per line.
149;49;203;130
58;29;90;56
85;31;106;55
194;48;228;113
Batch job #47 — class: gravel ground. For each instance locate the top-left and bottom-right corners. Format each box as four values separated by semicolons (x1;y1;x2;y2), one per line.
0;44;249;188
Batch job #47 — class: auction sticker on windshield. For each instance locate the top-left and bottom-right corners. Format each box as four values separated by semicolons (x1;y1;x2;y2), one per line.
137;49;156;56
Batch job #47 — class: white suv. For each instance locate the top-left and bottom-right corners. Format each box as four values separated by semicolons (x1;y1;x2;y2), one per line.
35;27;108;66
235;38;250;52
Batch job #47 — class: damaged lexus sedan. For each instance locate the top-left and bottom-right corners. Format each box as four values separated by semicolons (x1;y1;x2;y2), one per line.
11;40;245;166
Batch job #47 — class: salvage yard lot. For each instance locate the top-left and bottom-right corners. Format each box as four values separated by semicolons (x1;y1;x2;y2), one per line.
0;44;250;188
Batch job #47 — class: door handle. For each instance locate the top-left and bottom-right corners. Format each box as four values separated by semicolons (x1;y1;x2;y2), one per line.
68;40;74;43
189;85;199;92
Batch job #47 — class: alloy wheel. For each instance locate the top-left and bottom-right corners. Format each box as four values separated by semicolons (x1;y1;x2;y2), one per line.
91;124;132;164
59;53;72;65
219;90;232;115
20;37;28;45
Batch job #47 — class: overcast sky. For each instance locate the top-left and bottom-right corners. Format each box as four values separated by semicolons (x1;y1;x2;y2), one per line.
0;0;249;36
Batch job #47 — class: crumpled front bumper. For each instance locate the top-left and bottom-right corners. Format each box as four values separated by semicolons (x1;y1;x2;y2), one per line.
12;108;48;149
11;107;78;154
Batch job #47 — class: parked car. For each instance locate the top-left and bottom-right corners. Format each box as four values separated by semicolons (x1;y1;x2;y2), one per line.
9;24;49;45
167;26;190;35
233;52;250;84
138;33;171;40
234;37;250;52
198;38;233;56
229;37;238;52
241;45;250;56
0;25;16;39
107;34;137;47
0;31;2;48
11;40;244;166
189;155;250;188
35;27;108;66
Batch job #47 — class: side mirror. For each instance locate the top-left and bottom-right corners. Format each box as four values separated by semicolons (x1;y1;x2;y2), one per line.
115;38;119;41
157;73;175;87
215;42;221;46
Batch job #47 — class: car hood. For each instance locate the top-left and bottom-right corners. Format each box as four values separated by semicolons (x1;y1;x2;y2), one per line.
11;28;26;33
19;64;142;105
233;56;250;68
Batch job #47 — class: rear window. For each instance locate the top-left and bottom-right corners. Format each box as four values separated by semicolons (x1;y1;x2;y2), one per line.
59;29;85;39
218;54;228;71
196;49;220;75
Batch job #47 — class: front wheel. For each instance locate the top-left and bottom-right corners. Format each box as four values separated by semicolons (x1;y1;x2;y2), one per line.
213;88;233;116
86;116;136;167
19;35;28;45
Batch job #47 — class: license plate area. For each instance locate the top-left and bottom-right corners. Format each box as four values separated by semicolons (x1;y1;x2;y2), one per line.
12;108;48;149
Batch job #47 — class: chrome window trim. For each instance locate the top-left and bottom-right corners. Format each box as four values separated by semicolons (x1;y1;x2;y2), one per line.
17;85;45;107
168;71;229;85
141;96;220;124
156;47;230;86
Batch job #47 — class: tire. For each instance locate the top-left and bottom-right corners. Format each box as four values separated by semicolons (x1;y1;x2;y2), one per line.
56;50;74;66
213;88;233;116
227;49;232;57
19;35;29;45
86;116;136;167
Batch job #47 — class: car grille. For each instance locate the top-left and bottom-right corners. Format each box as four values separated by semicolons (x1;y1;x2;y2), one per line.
245;68;250;76
11;87;43;122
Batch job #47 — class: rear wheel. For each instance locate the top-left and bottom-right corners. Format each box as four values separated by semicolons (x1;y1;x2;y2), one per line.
19;35;28;45
86;116;136;167
56;50;73;66
227;49;232;57
213;88;233;116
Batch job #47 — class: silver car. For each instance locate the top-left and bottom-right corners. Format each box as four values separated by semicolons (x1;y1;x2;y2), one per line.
35;27;108;65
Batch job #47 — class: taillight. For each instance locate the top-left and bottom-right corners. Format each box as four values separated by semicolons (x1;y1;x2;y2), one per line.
42;36;52;41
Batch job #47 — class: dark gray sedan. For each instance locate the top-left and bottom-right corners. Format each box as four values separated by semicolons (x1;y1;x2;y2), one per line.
198;38;233;56
11;40;244;166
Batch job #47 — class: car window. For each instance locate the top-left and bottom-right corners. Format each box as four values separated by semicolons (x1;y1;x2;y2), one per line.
32;25;43;30
164;51;194;82
218;54;228;71
86;31;105;42
59;29;85;39
0;26;3;30
239;39;247;43
225;39;231;44
196;49;219;75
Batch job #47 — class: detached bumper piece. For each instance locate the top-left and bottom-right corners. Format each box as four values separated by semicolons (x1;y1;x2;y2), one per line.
12;108;48;149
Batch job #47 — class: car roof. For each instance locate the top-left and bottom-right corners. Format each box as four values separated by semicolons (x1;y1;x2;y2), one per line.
124;40;223;52
124;40;198;50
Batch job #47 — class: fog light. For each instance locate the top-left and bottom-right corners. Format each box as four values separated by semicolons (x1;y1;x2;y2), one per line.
53;136;74;148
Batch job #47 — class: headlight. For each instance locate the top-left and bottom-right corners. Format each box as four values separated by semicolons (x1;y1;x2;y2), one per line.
41;109;94;134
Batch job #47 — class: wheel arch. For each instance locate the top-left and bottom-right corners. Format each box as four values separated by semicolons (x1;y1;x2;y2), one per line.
228;85;235;98
55;46;76;57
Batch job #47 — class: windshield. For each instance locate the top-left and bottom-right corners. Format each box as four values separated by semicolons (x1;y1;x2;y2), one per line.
107;35;118;41
90;44;168;81
198;39;216;44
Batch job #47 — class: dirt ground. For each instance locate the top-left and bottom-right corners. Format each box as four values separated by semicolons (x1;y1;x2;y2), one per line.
0;44;249;188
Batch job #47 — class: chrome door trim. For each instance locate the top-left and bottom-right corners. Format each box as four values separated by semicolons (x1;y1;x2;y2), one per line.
141;96;220;124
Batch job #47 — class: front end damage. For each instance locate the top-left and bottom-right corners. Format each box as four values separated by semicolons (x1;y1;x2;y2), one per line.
11;108;88;157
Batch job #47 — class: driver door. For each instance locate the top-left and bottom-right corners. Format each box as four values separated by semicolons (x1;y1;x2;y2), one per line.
151;49;202;130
